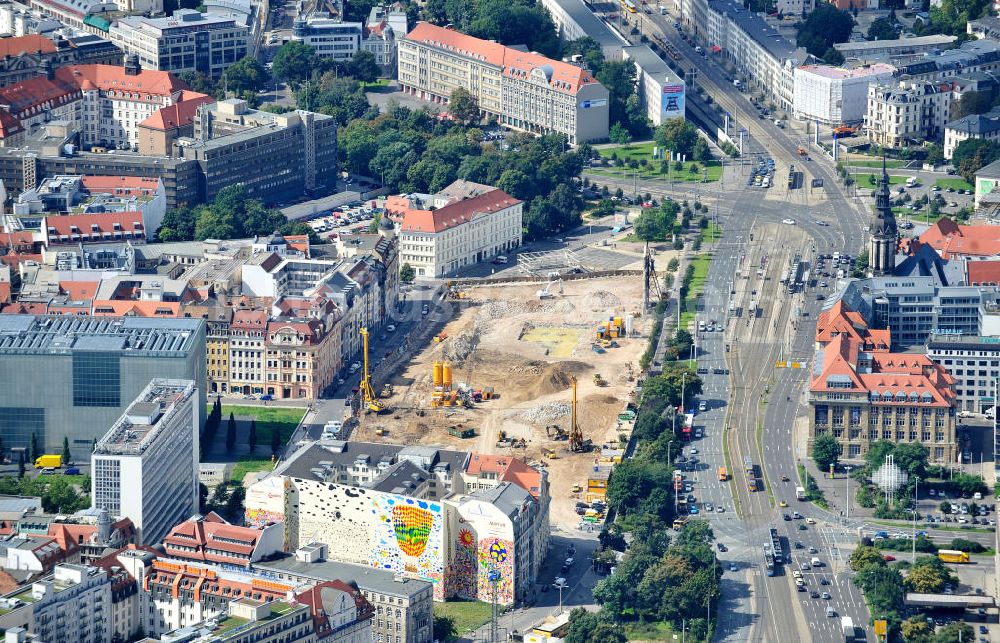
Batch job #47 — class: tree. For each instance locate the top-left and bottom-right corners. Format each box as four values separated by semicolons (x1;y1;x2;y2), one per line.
29;432;38;464
866;439;896;471
656;118;698;158
609;122;632;146
852;249;869;278
692;138;712;163
566;609;615;643
953;139;1000;183
892;442;928;478
349;50;381;84
953;90;994;119
223;484;245;523
797;4;854;58
158;206;198;242
905;562;949;592
62;436;71;465
399;263;416;284
901;615;933;643
641;367;703;408
226;412;236;453
562;37;605;76
597;60;643;136
220;56;268;94
675;518;714;547
271;425;281;456
811;433;843;473
272;41;317;84
930;0;992;36
932;621;974;643
849;545;886;572
432;615;457;642
448;87;479;124
823;47;845;65
248;419;257;453
634;200;679;242
868;17;898;40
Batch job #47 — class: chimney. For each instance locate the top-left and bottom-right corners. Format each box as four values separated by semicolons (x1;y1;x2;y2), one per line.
40;58;53;81
124;54;141;76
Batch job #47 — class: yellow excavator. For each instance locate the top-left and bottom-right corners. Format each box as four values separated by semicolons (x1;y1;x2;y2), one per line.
359;327;384;413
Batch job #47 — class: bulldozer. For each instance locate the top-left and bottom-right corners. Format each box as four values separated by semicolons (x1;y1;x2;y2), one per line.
496;430;511;448
593;373;607;387
380;383;394;398
542;447;558;459
546;424;568;441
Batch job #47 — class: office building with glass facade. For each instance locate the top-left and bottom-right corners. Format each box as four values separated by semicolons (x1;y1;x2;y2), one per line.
0;315;205;454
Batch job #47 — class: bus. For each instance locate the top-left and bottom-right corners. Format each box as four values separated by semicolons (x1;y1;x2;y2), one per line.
621;0;638;12
937;550;970;564
673;516;688;530
718;466;728;482
769;527;783;564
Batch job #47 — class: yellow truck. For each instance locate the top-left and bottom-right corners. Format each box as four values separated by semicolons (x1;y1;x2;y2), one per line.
34;455;62;469
937;550;970;564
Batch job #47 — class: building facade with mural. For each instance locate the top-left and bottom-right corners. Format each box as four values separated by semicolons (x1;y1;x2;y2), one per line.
244;442;550;605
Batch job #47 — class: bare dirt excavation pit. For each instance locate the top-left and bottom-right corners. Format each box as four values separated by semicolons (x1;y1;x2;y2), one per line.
351;276;652;529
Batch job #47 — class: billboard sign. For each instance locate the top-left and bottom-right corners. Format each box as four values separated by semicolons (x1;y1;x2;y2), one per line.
662;83;685;120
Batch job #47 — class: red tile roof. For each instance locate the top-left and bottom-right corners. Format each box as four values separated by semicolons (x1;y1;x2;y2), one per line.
232;308;268;330
139;91;214;130
466;454;544;498
162;514;272;567
0;282;10;305
296;580;374;634
79;175;161;196
967;260;1000;285
0;109;23;138
404;22;600;95
59;280;99;301
0;34;56;58
815;299;890;351
916;218;1000;259
59;65;186;99
392;188;520;234
43;211;145;245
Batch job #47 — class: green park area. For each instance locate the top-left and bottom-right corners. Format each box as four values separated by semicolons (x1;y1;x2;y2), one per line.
680;254;712;329
594;142;724;183
212;404;306;445
433;599;494;638
934;177;975;191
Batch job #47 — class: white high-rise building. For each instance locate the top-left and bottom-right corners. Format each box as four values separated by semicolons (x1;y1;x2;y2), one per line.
91;379;200;545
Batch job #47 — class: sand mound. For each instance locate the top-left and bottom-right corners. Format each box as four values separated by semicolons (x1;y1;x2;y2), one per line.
506;361;591;403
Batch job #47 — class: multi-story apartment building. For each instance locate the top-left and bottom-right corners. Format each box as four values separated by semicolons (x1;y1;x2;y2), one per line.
0;33;122;88
109;10;250;80
0;314;205;453
386;180;522;278
363;6;407;68
944;109;1000;159
700;0;806;112
0;563;113;643
622;46;685;127
244;441;550;606
397;22;609;144
229;309;268;396
292;13;362;63
91;379;200;545
793;64;896;126
865;80;954;148
926;334;1000;413
256;543;434;643
176;99;338;202
264;317;339;400
162;513;284;569
833;35;957;61
0;58;211;152
809;333;958;462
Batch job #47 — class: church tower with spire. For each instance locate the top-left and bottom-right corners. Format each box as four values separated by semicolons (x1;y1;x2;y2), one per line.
869;158;898;276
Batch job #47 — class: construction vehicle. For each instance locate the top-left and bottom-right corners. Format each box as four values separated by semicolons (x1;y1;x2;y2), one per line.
380;383;394;398
433;332;448;343
374;427;388;437
591;344;605;354
593;373;607;387
569;376;588;452
358;327;384;413
536;277;563;300
447;284;468;299
832;124;857;138
572;483;582;493
34;455;62;469
543;448;558;459
448;426;475;439
546;425;568;441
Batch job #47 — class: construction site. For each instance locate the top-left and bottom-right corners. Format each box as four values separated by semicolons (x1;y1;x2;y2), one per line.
350;275;651;529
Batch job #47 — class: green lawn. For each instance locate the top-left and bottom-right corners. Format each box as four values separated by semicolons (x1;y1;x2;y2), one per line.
624;620;680;641
213;405;306;445
701;222;722;242
434;599;494;635
843;156;907;169
593;143;723;183
232;457;274;482
935;177;974;191
680;254;712;330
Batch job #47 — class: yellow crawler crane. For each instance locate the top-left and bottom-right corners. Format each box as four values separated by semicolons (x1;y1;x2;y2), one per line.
359;327;384;413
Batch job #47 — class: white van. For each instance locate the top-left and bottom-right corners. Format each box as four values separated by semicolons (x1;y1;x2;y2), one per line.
493;255;508;264
811;557;822;567
905;176;918;188
837;269;845;279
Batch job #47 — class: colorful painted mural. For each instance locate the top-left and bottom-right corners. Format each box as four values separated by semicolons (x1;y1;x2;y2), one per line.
476;537;515;605
451;527;479;598
371;494;446;599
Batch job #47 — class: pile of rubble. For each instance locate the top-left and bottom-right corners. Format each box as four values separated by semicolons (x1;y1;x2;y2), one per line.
586;289;622;310
445;323;481;363
521;402;571;424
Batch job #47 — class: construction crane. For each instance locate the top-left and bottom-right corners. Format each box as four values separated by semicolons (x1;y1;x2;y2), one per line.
359;327;384;413
569;376;584;452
